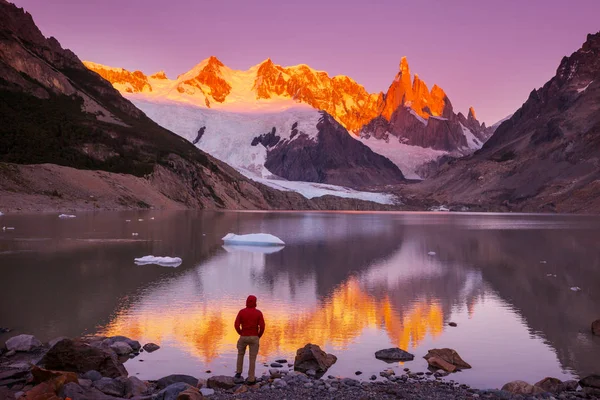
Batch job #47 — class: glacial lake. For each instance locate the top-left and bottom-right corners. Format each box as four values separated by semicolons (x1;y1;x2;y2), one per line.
1;210;600;389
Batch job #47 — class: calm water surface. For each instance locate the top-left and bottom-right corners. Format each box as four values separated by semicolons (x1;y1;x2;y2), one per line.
1;210;600;389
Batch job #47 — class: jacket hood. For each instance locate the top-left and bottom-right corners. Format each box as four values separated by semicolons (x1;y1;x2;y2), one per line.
246;295;257;308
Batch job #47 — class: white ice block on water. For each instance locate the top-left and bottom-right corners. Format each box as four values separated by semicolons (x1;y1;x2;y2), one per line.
222;233;285;246
58;214;76;218
0;211;4;216
222;245;284;254
134;255;182;267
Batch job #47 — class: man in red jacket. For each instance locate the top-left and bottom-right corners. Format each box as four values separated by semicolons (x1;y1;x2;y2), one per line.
234;295;265;384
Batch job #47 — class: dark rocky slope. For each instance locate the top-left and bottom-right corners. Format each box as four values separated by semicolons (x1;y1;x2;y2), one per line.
0;0;395;211
260;112;405;187
409;32;600;213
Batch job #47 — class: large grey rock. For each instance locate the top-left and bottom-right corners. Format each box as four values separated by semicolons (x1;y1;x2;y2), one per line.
579;375;600;389
102;336;141;351
126;376;148;397
110;341;133;355
41;338;127;378
563;380;579;391
93;376;126;397
156;374;199;390
207;375;235;389
374;348;414;362
501;380;545;395
294;343;337;376
83;370;103;382
155;382;193;400
5;334;42;352
534;377;563;393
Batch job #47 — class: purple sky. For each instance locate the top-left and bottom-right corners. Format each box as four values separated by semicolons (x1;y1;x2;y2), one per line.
12;0;600;124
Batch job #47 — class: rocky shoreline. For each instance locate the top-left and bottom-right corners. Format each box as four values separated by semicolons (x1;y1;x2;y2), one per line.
1;333;599;400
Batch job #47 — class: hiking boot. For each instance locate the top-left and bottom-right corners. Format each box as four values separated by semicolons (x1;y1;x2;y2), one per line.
246;378;256;385
234;373;244;384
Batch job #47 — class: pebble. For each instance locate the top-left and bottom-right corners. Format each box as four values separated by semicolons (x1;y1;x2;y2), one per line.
355;371;362;375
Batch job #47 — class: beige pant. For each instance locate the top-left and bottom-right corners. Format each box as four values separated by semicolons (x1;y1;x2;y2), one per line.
236;336;259;380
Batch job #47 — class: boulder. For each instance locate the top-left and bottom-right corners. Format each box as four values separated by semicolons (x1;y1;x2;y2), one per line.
126;376;148;397
40;339;127;378
156;382;194;400
374;348;414;362
293;344;337;375
501;380;545;395
83;370;103;382
423;348;471;370
142;343;160;353
102;336;141;352
24;373;78;400
31;365;78;385
92;377;126;397
156;374;199;390
579;375;600;389
48;336;69;348
207;375;235;389
425;356;456;373
176;386;204;400
563;380;579;391
534;377;563;393
109;341;133;355
5;334;42;352
592;319;600;336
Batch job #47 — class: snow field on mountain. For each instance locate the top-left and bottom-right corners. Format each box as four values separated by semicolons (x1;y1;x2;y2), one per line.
359;136;446;179
130;99;396;204
130;99;319;177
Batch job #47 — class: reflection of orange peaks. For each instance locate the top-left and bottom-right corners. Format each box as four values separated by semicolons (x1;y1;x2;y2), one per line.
102;278;444;363
83;57;461;133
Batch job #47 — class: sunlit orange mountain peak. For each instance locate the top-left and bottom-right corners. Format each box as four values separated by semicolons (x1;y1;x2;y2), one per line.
83;57;478;134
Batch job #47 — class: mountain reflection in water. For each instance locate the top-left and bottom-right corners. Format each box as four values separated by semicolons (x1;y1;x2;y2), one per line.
1;211;599;388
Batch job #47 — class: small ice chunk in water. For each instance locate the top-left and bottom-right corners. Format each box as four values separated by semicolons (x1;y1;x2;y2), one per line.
570;286;582;291
2;226;15;231
132;233;139;236
150;217;155;220
0;211;4;216
222;233;285;246
125;219;131;222
134;256;182;267
58;214;76;218
428;251;436;256
223;245;284;254
138;219;144;222
540;261;547;264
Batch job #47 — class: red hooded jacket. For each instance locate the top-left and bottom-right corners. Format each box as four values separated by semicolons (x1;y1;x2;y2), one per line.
234;295;265;337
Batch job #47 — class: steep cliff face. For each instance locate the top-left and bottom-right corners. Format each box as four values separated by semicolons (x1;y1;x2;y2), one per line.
410;32;600;213
1;0;396;210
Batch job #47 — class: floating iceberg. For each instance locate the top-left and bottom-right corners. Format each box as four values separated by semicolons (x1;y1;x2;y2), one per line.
0;211;4;216
131;233;139;236
2;226;15;231
58;214;76;219
222;233;285;246
138;219;144;222
222;245;284;254
570;286;582;292
134;255;182;267
427;251;436;256
430;205;450;212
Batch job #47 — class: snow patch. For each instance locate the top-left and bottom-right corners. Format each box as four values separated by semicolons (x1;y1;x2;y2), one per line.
58;214;76;219
359;136;446;179
408;109;427;125
222;233;285;246
246;171;396;204
134;256;182;267
459;123;482;150
490;114;513;131
577;80;593;93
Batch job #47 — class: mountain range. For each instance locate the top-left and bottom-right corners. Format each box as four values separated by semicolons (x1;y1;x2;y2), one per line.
1;0;599;213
